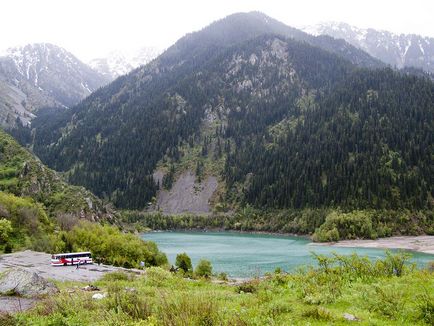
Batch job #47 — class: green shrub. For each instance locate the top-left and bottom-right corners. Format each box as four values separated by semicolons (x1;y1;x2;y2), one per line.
295;268;344;304
267;299;293;318
379;250;412;277
3;242;12;253
236;280;260;294
417;289;434;325
194;259;213;278
301;306;334;321
65;221;167;268
362;284;405;318
146;267;174;286
156;292;220;325
313;210;374;241
106;284;151;320
217;272;228;281
175;252;192;274
0;219;12;244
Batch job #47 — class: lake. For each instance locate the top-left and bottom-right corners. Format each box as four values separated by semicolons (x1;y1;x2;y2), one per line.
142;231;434;277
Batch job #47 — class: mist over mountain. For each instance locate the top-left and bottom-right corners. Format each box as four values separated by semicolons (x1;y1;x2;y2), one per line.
89;47;161;80
0;43;109;127
18;12;432;215
303;22;434;73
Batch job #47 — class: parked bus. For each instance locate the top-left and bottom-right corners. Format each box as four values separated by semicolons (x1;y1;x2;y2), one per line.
51;252;93;266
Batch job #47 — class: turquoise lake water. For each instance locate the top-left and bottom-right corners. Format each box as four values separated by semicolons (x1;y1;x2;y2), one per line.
142;231;434;277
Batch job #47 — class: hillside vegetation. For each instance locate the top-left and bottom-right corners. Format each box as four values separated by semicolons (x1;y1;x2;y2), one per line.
0;129;111;221
0;129;166;267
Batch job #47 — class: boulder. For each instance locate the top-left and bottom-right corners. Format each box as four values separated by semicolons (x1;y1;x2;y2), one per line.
82;285;100;291
343;313;359;321
92;293;106;300
0;268;58;297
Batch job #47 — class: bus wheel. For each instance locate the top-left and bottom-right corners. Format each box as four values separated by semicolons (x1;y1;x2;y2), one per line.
64;262;67;266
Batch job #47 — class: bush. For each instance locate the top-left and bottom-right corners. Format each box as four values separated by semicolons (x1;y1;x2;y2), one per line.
301;306;334;321
362;284;405;318
0;219;12;244
379;250;412;277
175;252;192;274
106;284;151;320
65;221;167;268
295;268;344;304
313;210;374;242
417;289;434;325
146;267;174;286
3;242;12;253
236;280;260;294
217;272;228;281
156;292;221;325
195;259;212;278
427;261;434;273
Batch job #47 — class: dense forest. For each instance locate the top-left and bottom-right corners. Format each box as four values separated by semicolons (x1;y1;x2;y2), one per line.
10;12;433;216
226;69;434;210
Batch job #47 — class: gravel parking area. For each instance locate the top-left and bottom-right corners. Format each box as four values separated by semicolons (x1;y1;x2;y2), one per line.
0;250;143;283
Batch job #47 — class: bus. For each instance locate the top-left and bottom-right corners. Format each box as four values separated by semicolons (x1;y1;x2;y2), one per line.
51;252;93;266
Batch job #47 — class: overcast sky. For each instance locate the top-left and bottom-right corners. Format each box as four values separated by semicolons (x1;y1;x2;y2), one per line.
1;0;433;61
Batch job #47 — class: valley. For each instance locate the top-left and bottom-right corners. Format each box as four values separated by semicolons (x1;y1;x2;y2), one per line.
0;6;433;326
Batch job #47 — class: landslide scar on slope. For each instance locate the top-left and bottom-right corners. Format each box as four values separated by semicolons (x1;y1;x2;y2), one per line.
155;170;218;215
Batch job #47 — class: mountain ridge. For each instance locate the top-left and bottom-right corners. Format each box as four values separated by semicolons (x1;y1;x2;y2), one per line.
0;43;109;128
13;12;433;217
302;22;434;73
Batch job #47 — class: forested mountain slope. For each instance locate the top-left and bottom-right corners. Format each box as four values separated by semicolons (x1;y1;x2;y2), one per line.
17;12;433;215
28;34;356;209
228;69;434;210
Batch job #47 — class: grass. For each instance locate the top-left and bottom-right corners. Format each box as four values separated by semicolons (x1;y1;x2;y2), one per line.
4;254;433;325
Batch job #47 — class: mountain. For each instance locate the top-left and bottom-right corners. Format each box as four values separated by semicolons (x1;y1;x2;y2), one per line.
21;12;432;216
303;22;434;73
0;43;109;127
89;47;161;80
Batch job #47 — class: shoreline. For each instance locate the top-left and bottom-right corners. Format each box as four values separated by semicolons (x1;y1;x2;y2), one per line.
313;235;434;255
145;229;434;255
144;228;312;240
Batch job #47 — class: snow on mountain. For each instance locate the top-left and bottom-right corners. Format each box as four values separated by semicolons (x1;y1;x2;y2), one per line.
301;22;434;73
89;47;161;80
0;43;109;106
0;43;109;127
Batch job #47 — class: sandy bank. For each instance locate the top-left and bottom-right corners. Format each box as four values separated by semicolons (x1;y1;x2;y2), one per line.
314;235;434;255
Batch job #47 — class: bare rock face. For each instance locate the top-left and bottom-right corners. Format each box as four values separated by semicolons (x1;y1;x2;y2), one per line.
156;170;218;214
0;267;58;297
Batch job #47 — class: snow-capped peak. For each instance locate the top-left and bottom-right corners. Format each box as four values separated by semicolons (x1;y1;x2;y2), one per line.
300;22;434;73
88;46;161;80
